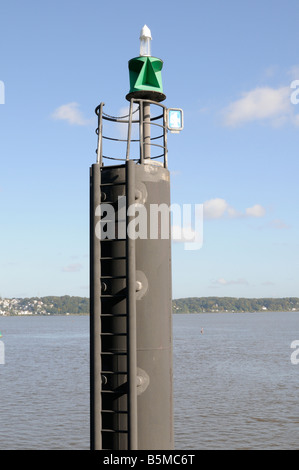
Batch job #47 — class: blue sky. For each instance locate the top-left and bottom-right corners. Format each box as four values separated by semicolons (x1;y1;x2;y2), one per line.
0;0;298;299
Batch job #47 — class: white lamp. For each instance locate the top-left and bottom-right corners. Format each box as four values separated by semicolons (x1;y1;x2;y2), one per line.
139;24;152;57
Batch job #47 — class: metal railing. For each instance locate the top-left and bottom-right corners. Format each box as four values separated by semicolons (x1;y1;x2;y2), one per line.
95;99;168;168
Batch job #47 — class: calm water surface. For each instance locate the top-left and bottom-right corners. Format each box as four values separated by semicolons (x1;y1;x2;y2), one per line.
0;312;298;450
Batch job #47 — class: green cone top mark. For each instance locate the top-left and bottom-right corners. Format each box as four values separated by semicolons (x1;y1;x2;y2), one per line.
126;25;166;102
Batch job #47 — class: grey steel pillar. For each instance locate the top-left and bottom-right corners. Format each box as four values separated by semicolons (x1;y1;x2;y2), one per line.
90;103;174;450
126;160;138;450
90;163;102;450
134;162;173;449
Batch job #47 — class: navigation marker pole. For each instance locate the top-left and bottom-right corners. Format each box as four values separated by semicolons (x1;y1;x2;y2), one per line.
90;25;183;450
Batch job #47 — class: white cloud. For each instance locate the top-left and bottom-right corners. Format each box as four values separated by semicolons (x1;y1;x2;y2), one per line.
116;104;139;140
51;102;92;126
203;198;229;219
172;225;198;242
288;65;299;80
268;218;290;229
262;65;279;79
293;114;299;126
222;86;292;127
170;170;181;177
203;198;266;220
262;281;275;286
118;103;139;119
212;278;249;286
61;263;83;272
226;206;242;218
171;224;203;251
245;204;266;218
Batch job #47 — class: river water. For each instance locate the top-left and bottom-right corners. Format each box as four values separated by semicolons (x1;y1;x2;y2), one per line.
0;312;298;450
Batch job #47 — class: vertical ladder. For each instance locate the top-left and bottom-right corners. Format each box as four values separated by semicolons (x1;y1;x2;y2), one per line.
94;162;137;450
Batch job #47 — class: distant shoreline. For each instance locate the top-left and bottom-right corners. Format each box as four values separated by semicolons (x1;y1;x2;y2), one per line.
0;296;298;316
172;310;299;314
1;310;299;317
172;296;299;314
1;311;298;317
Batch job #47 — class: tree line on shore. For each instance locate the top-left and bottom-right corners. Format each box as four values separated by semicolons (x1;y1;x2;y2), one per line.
1;295;299;315
172;296;299;313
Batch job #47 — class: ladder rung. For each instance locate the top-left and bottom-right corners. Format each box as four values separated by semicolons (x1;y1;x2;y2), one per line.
101;239;126;243
102;371;127;375
102;410;128;414
101;182;126;187
101;314;127;317
101;351;127;355
101;275;126;279
101;332;127;336
101;294;127;298
102;429;128;434
101;298;127;302
100;200;123;204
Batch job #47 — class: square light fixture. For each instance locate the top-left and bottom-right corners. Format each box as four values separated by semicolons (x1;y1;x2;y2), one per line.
167;108;184;133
